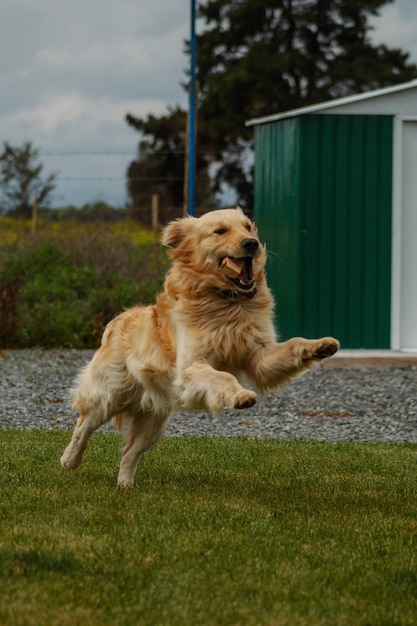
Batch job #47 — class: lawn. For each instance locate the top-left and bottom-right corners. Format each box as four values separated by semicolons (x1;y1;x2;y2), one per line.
0;431;416;625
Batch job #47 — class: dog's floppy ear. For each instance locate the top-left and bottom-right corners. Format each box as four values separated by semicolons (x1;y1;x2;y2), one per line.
162;216;196;248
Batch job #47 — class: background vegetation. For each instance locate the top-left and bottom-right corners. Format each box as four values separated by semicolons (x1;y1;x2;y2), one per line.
0;217;168;349
0;141;57;218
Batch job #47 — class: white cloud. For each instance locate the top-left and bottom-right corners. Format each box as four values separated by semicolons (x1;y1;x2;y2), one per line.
36;41;149;73
371;1;417;62
0;92;175;207
8;94;168;135
15;94;91;133
0;0;190;206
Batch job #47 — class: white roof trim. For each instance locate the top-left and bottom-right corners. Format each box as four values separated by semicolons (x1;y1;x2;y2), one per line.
245;79;417;126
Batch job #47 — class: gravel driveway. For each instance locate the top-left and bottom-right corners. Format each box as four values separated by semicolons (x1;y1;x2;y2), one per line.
1;349;416;443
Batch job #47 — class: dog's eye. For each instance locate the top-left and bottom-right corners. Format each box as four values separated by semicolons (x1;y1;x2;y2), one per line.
245;224;252;232
214;227;228;235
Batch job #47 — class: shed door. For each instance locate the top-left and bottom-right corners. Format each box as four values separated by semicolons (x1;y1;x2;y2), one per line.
400;121;417;349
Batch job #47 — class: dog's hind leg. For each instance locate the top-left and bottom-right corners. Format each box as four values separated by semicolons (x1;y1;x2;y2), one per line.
60;402;111;470
117;412;168;487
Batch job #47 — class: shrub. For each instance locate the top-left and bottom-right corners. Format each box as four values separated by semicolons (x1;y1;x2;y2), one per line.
0;218;168;282
0;242;164;349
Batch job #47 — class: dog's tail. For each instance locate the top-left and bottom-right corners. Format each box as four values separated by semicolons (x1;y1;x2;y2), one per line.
112;415;125;432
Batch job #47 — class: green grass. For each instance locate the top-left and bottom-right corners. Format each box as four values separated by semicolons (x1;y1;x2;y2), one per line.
0;431;417;626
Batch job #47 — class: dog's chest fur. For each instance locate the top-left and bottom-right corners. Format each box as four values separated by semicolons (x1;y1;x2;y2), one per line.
171;293;274;370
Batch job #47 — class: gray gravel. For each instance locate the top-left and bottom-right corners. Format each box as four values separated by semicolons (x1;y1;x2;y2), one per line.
1;349;417;442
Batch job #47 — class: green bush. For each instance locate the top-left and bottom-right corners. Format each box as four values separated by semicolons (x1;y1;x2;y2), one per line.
0;243;161;348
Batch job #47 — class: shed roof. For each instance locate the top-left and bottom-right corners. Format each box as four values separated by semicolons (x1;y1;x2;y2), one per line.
246;79;417;127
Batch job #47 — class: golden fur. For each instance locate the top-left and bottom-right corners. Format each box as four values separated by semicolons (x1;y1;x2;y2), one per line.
61;207;339;486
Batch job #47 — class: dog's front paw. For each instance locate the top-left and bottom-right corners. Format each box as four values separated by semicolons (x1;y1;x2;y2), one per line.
312;337;340;360
231;389;257;410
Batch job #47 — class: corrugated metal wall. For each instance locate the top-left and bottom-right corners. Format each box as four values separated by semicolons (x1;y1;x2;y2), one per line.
254;118;302;340
254;114;393;348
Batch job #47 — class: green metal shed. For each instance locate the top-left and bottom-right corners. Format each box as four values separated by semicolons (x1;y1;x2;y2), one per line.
246;79;417;350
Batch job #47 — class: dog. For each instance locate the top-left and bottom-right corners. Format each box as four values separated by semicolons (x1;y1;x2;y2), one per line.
61;207;339;486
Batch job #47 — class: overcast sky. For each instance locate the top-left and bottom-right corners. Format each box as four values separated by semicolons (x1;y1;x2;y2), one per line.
0;0;416;208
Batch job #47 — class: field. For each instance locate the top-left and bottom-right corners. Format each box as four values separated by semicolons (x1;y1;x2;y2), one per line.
1;431;417;626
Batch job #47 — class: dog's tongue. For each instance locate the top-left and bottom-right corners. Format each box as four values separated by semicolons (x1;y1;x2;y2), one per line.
238;261;251;285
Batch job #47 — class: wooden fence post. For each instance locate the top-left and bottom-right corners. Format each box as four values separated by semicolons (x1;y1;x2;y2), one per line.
31;194;38;235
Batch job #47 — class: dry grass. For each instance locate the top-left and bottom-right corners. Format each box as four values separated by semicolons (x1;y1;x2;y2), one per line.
0;217;167;282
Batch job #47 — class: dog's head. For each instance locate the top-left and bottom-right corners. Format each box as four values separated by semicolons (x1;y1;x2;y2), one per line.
163;207;266;297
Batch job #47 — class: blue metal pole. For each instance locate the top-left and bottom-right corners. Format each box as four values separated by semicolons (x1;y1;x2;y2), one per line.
188;0;197;216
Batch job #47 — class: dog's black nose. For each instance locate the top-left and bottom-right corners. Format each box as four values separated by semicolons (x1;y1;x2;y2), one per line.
241;238;259;254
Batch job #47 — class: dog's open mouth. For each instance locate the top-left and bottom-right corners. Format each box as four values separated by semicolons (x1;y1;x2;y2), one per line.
218;256;255;290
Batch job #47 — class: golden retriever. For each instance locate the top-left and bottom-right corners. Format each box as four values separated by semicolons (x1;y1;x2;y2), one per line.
61;207;339;486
